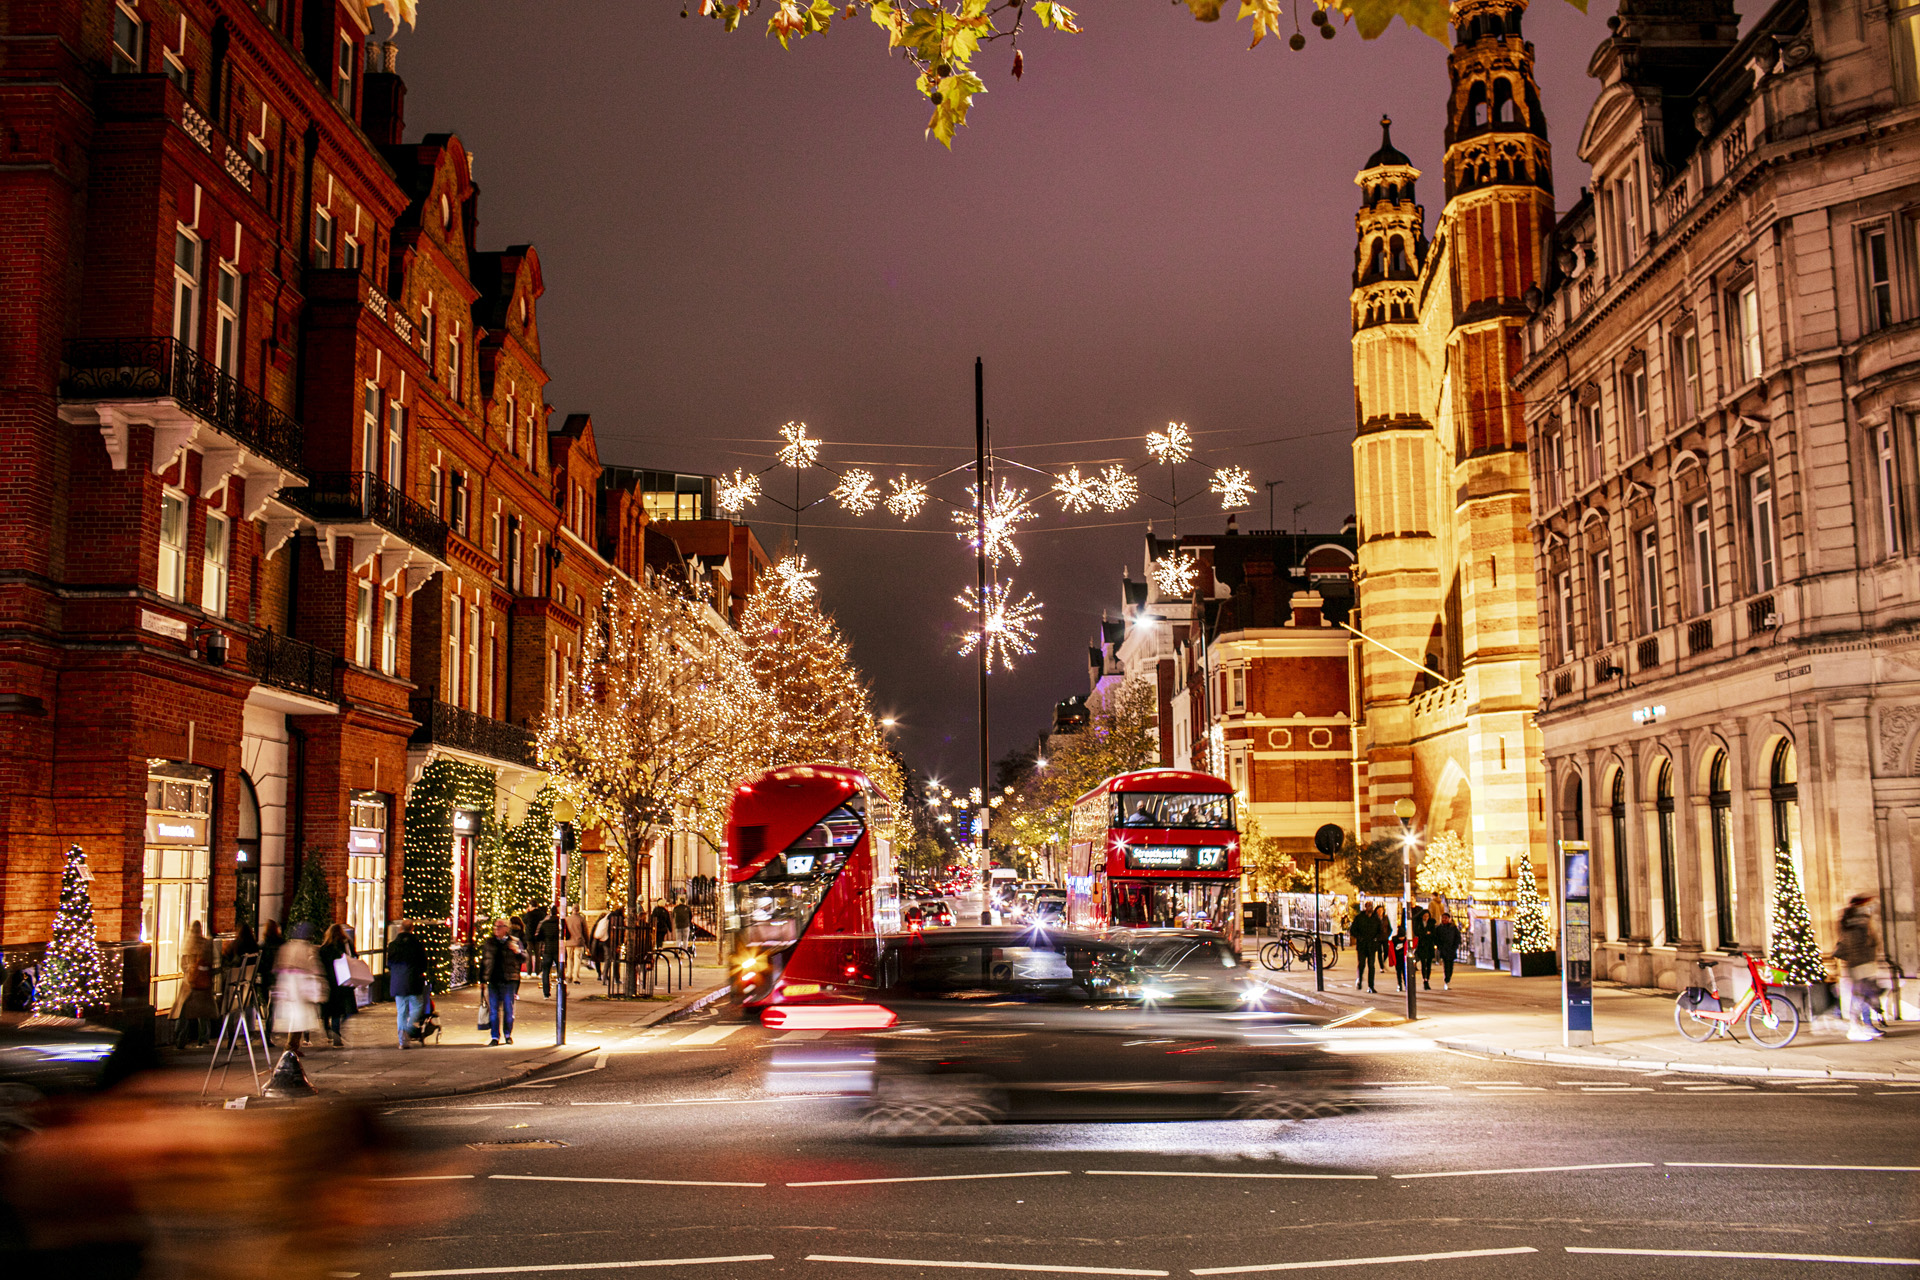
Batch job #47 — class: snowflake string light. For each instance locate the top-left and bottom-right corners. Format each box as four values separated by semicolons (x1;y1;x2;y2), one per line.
956;580;1042;673
770;553;820;600
830;468;879;515
1210;466;1256;510
885;475;929;519
1092;465;1139;512
1146;421;1194;465
715;469;762;514
952;480;1038;566
1152;551;1198;597
777;421;822;469
1051;467;1099;514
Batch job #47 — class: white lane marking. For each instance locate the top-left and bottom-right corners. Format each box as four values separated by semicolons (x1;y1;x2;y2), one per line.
373;1175;477;1182
570;1101;632;1106
1681;1084;1755;1091
392;1255;775;1276
1473;1086;1545;1092
778;1029;827;1040
490;1173;765;1188
1666;1162;1920;1172
1367;1086;1451;1093
522;1066;604;1084
1085;1170;1376;1182
1581;1087;1653;1093
673;1026;743;1046
1461;1080;1523;1085
1391;1161;1654;1180
805;1254;1166;1277
462;1103;543;1109
789;1169;1071;1188
1565;1247;1920;1266
1191;1245;1538;1275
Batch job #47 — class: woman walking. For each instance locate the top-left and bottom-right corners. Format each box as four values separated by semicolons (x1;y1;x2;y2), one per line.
273;923;324;1052
170;922;218;1048
317;923;356;1047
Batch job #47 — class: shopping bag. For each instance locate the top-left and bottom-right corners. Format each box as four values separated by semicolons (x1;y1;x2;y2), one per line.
333;955;353;985
345;956;374;988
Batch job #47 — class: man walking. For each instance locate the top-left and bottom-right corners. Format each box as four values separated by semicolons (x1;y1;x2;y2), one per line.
1837;894;1883;1041
536;907;561;998
388;918;429;1050
563;905;589;984
672;894;693;945
480;917;526;1046
1423;909;1462;991
1350;901;1380;993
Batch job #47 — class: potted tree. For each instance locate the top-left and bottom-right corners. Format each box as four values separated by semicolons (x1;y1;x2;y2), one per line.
1509;852;1558;977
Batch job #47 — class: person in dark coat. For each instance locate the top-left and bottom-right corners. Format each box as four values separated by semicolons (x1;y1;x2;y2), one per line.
317;923;355;1047
256;920;283;1037
1423;910;1463;991
1349;904;1381;993
479;918;526;1045
672;896;693;944
651;902;672;950
536;908;561;997
388;919;431;1050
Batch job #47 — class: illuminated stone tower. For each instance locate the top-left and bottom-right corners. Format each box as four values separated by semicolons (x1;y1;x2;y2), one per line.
1350;0;1552;891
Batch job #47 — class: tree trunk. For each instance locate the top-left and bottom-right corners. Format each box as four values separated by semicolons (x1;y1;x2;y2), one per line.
623;838;640;998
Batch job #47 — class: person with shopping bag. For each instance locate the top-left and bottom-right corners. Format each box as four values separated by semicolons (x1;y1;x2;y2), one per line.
1836;894;1884;1042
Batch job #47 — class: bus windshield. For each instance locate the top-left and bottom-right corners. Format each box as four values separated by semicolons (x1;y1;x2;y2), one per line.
1113;791;1233;829
735;800;864;948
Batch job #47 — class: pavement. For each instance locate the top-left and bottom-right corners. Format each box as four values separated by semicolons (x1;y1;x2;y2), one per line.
1250;945;1920;1081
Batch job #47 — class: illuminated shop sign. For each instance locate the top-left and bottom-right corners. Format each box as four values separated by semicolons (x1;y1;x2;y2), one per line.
145;815;207;845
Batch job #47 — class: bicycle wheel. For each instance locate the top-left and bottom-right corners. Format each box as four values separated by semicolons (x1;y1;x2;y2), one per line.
1673;998;1718;1042
1745;991;1800;1049
1313;940;1337;972
1258;941;1287;971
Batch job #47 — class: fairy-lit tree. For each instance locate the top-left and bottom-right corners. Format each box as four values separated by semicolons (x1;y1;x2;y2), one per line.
35;845;116;1016
1768;843;1824;985
991;679;1158;855
1512;850;1554;954
1415;830;1476;912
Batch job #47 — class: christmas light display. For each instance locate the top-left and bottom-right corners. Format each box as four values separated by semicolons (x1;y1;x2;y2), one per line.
1146;421;1194;465
401;758;498;991
771;553;821;600
716;468;762;514
1211;465;1256;510
830;468;880;515
1512;851;1554;953
34;844;115;1016
1151;550;1198;597
1093;464;1139;511
777;420;822;469
951;479;1038;566
955;580;1041;672
1051;467;1099;514
885;475;930;519
1767;844;1825;985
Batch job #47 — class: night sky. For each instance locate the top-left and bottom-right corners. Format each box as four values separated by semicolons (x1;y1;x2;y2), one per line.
398;0;1617;784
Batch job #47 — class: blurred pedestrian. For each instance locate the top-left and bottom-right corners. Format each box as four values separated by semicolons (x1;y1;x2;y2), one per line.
536;907;560;998
1837;894;1884;1041
257;919;283;1037
562;906;589;984
388;918;430;1050
1350;902;1380;993
317;923;355;1047
1425;910;1463;990
673;895;692;944
591;910;613;979
273;922;323;1051
170;921;218;1048
651;900;672;950
480;917;525;1045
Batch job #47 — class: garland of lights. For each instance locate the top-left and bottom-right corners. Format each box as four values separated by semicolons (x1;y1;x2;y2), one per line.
1512;851;1554;954
1767;843;1825;985
34;844;116;1016
401;758;499;992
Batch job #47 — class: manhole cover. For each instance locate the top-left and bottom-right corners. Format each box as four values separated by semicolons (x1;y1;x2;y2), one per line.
466;1139;570;1149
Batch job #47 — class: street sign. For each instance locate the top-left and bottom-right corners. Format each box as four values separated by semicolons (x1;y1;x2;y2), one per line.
1314;823;1344;856
1559;839;1592;1047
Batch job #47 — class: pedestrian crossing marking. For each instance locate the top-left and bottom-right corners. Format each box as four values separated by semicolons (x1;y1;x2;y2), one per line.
674;1025;744;1046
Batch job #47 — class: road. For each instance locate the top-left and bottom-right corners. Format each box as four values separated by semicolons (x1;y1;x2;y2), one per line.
346;1000;1920;1280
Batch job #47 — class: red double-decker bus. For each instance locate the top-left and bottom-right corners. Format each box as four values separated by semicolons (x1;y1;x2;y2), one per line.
1065;769;1240;941
724;763;895;1008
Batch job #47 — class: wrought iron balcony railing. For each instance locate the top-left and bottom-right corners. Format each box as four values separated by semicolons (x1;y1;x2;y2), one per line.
247;629;338;702
410;698;537;768
61;337;304;474
280;471;449;560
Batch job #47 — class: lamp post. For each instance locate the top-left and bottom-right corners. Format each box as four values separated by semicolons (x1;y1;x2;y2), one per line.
552;796;577;1046
1393;798;1418;1020
1312;823;1344;994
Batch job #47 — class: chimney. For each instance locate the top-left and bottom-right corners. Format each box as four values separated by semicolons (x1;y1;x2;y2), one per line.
1225;514;1239;536
1290;589;1326;629
362;42;406;147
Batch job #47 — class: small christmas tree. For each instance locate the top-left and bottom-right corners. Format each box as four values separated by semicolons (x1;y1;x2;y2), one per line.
1767;843;1824;985
1512;851;1554;954
288;855;333;934
35;845;116;1016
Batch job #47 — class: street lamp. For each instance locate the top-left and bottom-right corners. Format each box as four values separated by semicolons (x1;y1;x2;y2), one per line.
552;796;578;1046
1393;798;1418;1020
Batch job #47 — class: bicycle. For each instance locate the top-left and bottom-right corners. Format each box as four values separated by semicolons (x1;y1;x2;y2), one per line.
1259;931;1338;974
1673;952;1801;1049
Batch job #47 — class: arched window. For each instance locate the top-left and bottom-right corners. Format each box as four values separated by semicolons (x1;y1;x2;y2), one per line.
1466;82;1489;130
1566;772;1586;842
1366;239;1386;280
1708;750;1736;950
1610;770;1630;939
1656;759;1679;944
1493;79;1517;125
1769;739;1798;856
236;772;261;937
1389;237;1410;275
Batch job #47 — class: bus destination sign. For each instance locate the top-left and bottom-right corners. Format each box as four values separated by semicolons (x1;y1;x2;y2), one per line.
1123;845;1228;871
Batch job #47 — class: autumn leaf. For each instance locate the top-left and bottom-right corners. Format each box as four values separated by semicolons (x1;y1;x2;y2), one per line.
925;70;986;148
1333;0;1449;40
768;1;807;47
1032;2;1080;33
1237;0;1284;48
1183;0;1227;19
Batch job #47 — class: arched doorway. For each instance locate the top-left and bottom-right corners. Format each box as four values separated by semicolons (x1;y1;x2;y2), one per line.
236;773;261;937
1708;749;1735;950
1655;759;1679;945
1609;769;1629;939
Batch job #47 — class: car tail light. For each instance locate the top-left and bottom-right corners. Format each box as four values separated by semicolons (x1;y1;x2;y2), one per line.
762;1004;897;1030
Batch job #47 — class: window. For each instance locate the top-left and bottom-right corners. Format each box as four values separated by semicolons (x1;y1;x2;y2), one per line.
507;516;523;592
467;604;481;711
1689;498;1716;615
354;579;373;667
489;509;502;561
158;491;188;600
380;591;398;675
386;400;405;486
1622;363;1650;455
1899;0;1920;102
1656;760;1679;944
162;46;189;95
1669;325;1701;422
426;464;442;517
450;472;468;536
1637;527;1661;632
1880;424;1905;557
1770;740;1799;862
200;510;230;616
1708;750;1735;950
112;2;143;73
1547;429;1566;507
361;383;380;476
447;596;463;700
312;207;333;269
1580;396;1604;485
1609;771;1630;940
1748;469;1777;592
1592;549;1616;646
213;264;240;374
1556;568;1575;661
1230;666;1246;712
420;296;435;372
334;32;355;110
342;234;361;271
171;228;199;348
1731;280;1762;382
447;325;463;401
245;135;267;174
1863;226;1894;332
505;389;518;452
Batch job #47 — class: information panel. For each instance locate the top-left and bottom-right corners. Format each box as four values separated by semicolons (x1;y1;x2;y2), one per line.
1560;839;1593;1046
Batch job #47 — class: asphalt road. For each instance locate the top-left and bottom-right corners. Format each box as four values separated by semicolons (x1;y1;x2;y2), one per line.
345;1001;1920;1280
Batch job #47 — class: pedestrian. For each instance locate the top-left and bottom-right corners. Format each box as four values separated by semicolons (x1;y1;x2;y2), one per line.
273;922;324;1051
672;895;692;945
591;910;612;979
1836;894;1884;1042
257;920;283;1038
388;918;430;1050
524;904;548;960
536;907;561;998
480;917;526;1045
317;923;355;1047
1424;909;1462;990
563;905;589;984
509;914;529;955
1349;901;1380;993
170;921;218;1048
651;900;672;951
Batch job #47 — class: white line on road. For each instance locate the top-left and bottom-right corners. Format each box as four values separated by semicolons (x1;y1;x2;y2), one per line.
1473;1086;1545;1092
490;1173;765;1188
1565;1247;1920;1266
789;1170;1072;1188
1190;1245;1538;1275
372;1175;477;1182
1680;1084;1755;1091
672;1026;743;1046
391;1255;776;1276
1391;1162;1653;1180
461;1103;544;1109
1085;1170;1377;1182
1580;1087;1653;1092
778;1030;827;1040
805;1254;1167;1276
1665;1162;1920;1172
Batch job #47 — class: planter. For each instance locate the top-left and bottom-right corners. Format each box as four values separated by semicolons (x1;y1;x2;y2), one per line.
1509;950;1558;977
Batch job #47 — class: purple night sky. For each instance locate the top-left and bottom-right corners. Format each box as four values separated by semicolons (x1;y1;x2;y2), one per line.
398;0;1618;782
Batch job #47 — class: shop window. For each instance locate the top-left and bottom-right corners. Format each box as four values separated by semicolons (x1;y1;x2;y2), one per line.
158;490;188;600
201;510;230;616
1707;750;1735;950
112;2;144;73
348;792;389;972
143;762;214;1012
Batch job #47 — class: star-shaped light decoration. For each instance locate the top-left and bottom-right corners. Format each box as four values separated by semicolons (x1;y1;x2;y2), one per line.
777;421;821;469
715;469;762;515
830;468;879;515
1146;421;1194;465
952;479;1038;566
770;553;820;600
884;475;929;519
956;581;1041;673
1152;550;1198;598
1051;467;1099;514
1210;466;1256;510
1092;465;1139;512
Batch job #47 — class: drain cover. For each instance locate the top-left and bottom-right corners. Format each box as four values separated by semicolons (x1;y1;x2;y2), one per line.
466;1139;570;1149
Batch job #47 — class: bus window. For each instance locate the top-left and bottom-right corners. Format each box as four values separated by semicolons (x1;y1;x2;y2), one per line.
1112;792;1234;829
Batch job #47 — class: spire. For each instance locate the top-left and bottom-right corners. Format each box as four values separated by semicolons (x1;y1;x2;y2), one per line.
1366;116;1411;170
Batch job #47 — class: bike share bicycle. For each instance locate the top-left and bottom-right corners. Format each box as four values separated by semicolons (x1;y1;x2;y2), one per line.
1673;951;1800;1048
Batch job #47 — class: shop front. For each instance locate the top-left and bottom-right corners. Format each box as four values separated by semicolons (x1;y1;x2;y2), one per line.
348;791;391;973
142;762;214;1011
448;806;483;986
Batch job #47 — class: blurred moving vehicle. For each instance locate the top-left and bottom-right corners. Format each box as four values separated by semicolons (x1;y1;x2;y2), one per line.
0;1012;135;1143
1028;892;1067;926
916;898;955;928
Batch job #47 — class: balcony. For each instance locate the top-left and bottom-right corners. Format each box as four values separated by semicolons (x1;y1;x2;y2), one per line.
1636;636;1660;672
410;698;537;769
247;630;338;703
279;472;450;593
1688;617;1714;656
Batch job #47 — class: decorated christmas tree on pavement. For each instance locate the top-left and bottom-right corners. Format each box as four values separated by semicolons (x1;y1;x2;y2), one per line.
35;844;116;1016
1512;850;1554;953
1767;843;1825;985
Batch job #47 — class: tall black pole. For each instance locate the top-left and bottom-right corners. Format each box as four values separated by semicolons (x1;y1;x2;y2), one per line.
975;357;990;892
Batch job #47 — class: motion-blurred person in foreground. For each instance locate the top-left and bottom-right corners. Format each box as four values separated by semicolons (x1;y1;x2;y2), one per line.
273;924;323;1051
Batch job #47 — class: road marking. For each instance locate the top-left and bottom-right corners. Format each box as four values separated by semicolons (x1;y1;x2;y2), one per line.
570;1101;633;1106
673;1026;743;1046
789;1170;1071;1188
805;1254;1167;1276
1665;1162;1920;1172
1191;1245;1538;1275
1580;1086;1652;1093
1085;1170;1376;1182
392;1255;776;1276
1473;1086;1545;1092
1680;1084;1754;1091
778;1030;827;1041
1565;1247;1920;1266
373;1175;477;1182
1391;1162;1653;1180
1367;1086;1450;1093
490;1173;765;1188
522;1066;605;1084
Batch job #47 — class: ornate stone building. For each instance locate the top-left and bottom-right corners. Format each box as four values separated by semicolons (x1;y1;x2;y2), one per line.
1348;0;1555;895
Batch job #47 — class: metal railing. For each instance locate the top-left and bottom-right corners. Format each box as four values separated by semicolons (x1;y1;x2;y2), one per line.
409;697;536;767
1747;594;1777;634
61;337;304;474
1688;617;1714;655
247;629;337;701
1636;635;1660;671
281;471;449;559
